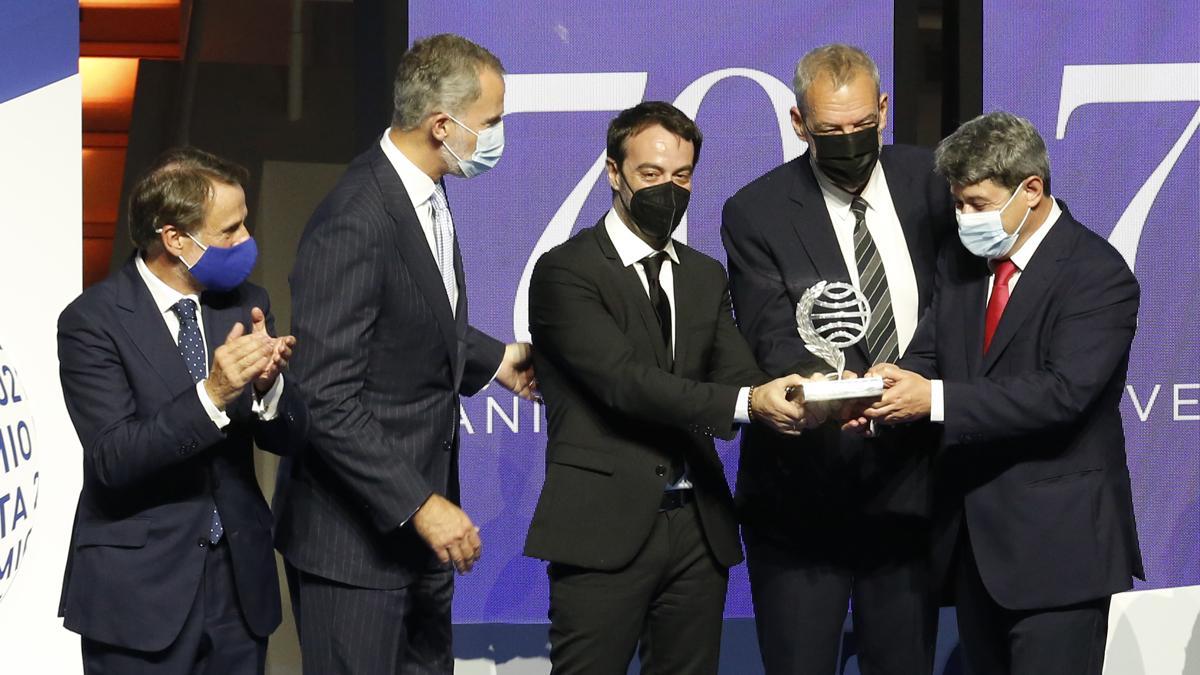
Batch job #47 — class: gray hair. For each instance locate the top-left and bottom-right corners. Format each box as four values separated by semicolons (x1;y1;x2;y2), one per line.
392;34;504;130
934;111;1052;194
793;43;881;117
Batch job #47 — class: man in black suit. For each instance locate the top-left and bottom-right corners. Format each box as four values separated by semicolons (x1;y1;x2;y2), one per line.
274;34;536;674
525;101;814;675
721;44;954;675
849;111;1143;675
58;147;306;674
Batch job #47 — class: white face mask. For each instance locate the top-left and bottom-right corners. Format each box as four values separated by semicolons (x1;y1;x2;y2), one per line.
443;114;504;178
955;181;1032;259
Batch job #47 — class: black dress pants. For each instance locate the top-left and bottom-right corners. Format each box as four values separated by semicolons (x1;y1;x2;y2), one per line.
546;499;729;675
744;516;937;675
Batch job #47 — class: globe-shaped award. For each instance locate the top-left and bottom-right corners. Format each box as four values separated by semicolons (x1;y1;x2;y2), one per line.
794;281;885;401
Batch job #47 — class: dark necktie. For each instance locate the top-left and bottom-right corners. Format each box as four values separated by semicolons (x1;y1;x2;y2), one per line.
984;260;1019;353
641;252;684;483
851;197;900;365
169;299;224;544
641;252;673;366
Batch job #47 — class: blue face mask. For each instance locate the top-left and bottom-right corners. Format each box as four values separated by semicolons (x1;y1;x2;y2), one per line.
443;114;504;178
182;233;258;292
955;182;1031;259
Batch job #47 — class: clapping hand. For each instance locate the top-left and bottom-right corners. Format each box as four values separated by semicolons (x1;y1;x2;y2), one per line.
250;307;296;395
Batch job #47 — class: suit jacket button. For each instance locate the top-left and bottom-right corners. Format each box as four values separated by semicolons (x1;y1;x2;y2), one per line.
197;538;208;548
655;465;666;477
442;441;452;451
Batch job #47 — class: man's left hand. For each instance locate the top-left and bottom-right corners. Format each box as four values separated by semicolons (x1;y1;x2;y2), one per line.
497;342;539;401
861;363;931;425
250;306;296;395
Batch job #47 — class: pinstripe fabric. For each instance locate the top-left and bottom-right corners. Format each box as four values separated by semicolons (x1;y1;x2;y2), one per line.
273;144;505;672
293;567;454;674
851;197;900;365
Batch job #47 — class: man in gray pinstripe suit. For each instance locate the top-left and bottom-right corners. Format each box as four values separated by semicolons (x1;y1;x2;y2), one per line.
274;34;536;674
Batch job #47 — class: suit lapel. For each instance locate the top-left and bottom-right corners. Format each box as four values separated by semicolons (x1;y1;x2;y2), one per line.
593;220;672;371
981;215;1076;374
114;259;202;396
669;253;692;376
879;147;936;308
786;154;869;366
960;255;990;377
787;155;851;282
370;148;459;367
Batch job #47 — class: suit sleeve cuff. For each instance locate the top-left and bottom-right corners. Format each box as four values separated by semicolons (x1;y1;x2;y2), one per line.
733;386;751;425
197;380;231;430
253;375;284;421
930;379;945;423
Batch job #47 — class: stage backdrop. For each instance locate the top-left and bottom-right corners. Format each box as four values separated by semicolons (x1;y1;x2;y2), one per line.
0;1;84;673
983;0;1200;590
409;0;895;623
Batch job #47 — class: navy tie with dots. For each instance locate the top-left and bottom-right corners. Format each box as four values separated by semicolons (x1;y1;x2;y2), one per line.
170;299;224;544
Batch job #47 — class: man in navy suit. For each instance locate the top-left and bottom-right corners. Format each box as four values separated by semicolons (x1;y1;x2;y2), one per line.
721;44;953;674
849;111;1144;674
58;147;307;674
274;34;535;674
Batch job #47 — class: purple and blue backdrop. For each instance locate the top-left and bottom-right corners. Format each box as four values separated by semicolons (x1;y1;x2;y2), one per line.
408;0;894;623
983;0;1200;591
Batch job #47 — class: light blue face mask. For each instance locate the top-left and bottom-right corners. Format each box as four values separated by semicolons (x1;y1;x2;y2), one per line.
955;181;1031;259
444;114;504;178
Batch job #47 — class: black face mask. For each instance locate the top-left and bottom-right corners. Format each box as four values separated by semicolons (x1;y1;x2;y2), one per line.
620;172;691;244
809;125;880;193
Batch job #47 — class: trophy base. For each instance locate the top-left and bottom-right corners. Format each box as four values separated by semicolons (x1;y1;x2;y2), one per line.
801;376;885;402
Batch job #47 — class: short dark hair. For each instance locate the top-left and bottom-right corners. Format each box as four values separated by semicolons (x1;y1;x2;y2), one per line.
606;101;703;169
935;111;1052;196
128;146;249;251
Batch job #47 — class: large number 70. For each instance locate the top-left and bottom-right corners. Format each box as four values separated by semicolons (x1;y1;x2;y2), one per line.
1057;63;1200;270
502;69;805;342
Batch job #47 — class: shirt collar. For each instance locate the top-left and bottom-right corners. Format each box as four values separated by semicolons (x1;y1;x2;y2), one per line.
810;152;884;217
995;197;1062;273
379;128;438;209
604;208;680;268
135;253;199;316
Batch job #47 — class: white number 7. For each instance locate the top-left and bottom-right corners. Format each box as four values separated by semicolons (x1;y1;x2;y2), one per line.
1056;63;1200;270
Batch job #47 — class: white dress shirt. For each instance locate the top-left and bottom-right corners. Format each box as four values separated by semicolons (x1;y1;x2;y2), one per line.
929;199;1062;422
604;209;751;490
134;255;283;428
812;156;922;357
380;129;458;315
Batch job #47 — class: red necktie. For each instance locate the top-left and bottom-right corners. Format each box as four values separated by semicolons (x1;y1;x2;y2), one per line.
983;260;1019;353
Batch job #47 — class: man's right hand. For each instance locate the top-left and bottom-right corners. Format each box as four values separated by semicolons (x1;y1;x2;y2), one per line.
204;322;273;410
411;493;482;574
751;374;814;436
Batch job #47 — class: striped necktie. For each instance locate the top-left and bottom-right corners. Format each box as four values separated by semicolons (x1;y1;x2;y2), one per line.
851;197;900;365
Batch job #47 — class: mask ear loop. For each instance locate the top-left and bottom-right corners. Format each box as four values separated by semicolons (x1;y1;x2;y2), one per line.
154;225;205;269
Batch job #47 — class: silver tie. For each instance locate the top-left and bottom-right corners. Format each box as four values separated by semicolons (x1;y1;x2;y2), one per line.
428;184;459;314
